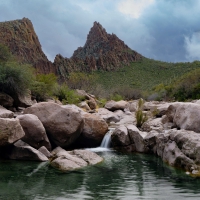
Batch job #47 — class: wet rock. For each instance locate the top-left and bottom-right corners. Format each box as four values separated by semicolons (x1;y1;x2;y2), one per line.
38;146;52;158
50;147;103;171
8;140;48;161
127;125;148;152
111;125;131;147
75;113;108;147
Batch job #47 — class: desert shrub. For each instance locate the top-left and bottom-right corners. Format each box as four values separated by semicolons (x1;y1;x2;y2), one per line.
0;62;34;97
31;73;57;101
170;68;200;101
110;94;123;101
97;98;107;108
67;72;97;91
52;84;85;105
135;98;148;127
111;86;142;100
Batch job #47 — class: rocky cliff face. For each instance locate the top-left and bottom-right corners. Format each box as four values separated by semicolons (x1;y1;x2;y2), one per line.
54;22;143;79
0;18;55;74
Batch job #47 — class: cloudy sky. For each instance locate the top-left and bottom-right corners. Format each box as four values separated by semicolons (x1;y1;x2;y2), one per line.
1;0;200;62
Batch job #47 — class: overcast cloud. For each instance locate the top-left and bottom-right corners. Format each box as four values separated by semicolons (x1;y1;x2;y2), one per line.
0;0;200;62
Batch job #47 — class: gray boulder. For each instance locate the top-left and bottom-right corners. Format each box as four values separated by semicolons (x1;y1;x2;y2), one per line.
111;125;131;147
50;147;103;171
38;146;52;158
105;100;128;111
173;103;200;133
94;108;121;123
8;140;48;161
75;113;108;147
0;118;25;146
0;105;14;118
17;114;51;150
24;102;84;148
127;125;148;152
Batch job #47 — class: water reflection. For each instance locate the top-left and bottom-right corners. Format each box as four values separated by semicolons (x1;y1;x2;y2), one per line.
0;152;200;199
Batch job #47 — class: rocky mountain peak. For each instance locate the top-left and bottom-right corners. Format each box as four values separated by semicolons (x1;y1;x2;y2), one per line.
0;18;56;74
65;21;143;74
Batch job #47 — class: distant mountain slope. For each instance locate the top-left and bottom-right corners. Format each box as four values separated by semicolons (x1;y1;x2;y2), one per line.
54;21;143;80
0;18;56;74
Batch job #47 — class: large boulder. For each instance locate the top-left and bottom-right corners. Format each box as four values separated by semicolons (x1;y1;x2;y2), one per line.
94;108;121;123
127;125;148;152
0;93;14;107
17;114;51;150
111;125;131;147
0;118;25;146
142;118;164;133
156;129;200;174
24;102;84;148
0;105;14;118
8;140;48;161
172;103;200;133
50;147;103;171
75;113;108;147
14;90;35;108
105;100;128;111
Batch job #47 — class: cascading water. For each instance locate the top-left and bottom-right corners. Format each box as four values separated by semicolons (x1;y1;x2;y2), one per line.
87;128;115;152
100;129;113;148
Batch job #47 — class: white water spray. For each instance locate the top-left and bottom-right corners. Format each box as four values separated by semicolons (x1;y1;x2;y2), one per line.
87;128;115;152
100;129;113;148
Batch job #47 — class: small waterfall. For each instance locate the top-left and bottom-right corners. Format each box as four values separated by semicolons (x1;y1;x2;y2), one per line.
86;128;115;152
100;129;113;148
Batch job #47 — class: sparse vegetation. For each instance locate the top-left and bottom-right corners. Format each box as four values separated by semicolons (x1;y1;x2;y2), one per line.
135;98;148;128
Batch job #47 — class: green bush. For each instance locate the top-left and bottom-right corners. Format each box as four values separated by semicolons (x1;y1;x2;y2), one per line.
0;62;34;97
170;68;200;101
52;84;85;105
110;94;123;101
31;73;57;101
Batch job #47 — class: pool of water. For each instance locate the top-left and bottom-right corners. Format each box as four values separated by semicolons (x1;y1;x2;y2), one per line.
1;151;200;200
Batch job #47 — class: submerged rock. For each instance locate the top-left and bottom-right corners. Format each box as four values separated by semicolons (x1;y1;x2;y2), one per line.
50;147;103;171
8;140;48;161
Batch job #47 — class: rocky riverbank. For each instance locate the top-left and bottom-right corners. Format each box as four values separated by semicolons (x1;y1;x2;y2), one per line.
1;91;200;175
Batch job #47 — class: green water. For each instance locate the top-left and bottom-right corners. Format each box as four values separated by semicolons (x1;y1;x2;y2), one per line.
0;151;200;200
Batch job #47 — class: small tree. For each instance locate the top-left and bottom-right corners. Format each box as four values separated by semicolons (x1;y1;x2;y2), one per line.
135;98;148;128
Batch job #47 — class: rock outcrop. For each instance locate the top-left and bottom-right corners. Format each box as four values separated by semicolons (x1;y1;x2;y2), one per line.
0;18;55;74
54;21;143;80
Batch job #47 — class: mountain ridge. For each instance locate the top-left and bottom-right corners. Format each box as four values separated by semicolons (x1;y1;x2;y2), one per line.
0;18;143;81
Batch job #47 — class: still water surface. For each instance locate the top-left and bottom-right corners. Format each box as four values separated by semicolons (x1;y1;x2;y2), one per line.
0;151;200;200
